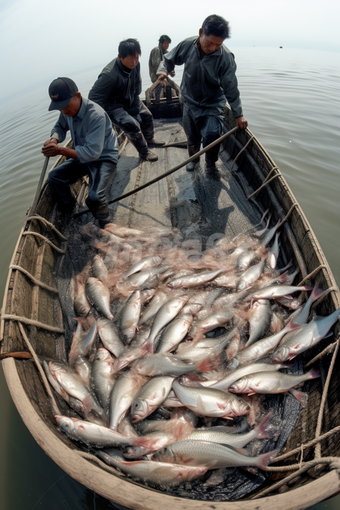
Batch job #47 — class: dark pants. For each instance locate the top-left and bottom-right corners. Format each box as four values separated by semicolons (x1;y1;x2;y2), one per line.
182;103;225;163
48;159;116;219
105;103;154;155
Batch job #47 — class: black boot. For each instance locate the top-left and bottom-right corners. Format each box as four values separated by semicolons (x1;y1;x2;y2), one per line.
186;145;200;172
205;144;220;178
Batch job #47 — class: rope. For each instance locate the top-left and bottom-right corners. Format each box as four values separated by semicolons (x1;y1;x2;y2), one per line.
230;134;254;173
1;314;64;334
22;231;66;254
18;322;61;416
272;423;340;463
73;125;240;218
298;265;328;286
247;166;280;199
280;203;299;226
305;340;338;368
10;265;59;293
118;136;129;156
314;337;340;459
26;215;67;241
252;457;340;499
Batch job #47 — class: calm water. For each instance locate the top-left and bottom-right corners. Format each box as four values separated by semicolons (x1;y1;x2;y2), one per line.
0;47;339;510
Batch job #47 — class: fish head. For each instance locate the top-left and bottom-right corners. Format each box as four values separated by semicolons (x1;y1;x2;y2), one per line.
56;416;76;434
94;347;112;362
130;398;148;423
151;445;175;464
123;446;148;459
229;378;249;394
271;346;290;363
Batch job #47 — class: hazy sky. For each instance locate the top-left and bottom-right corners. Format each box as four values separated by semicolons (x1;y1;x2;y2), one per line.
1;0;339;100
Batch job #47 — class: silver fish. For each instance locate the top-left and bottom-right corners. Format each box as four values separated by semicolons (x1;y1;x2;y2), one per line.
90;254;108;282
69;319;97;366
139;290;168;325
109;370;147;430
131;353;197;377
130;375;175;422
250;284;312;302
209;362;289;390
152;439;276;470
167;269;224;289
85;276;113;320
120;290;141;344
98;448;207;487
55;416;158;449
145;295;189;352
97;318;125;357
272;308;340;362
91;347;117;408
245;299;271;347
229;368;320;395
172;379;249;419
156;313;195;353
237;259;265;291
123;255;162;279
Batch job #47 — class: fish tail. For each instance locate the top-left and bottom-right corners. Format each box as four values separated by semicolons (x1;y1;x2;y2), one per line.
289;388;308;405
311;285;328;302
306;368;321;380
257;449;278;470
255;412;273;439
135;437;158;449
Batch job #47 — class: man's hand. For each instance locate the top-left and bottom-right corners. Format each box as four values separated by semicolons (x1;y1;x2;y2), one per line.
42;139;61;157
169;70;176;77
235;116;248;130
157;73;168;84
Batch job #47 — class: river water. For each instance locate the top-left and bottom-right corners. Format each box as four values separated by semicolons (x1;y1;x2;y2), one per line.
0;46;339;509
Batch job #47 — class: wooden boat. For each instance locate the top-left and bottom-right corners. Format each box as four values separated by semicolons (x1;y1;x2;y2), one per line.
1;89;340;510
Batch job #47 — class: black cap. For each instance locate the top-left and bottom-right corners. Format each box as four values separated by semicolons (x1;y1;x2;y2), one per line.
48;77;78;111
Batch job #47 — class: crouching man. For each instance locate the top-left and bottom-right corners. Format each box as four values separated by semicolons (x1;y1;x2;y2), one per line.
42;77;118;224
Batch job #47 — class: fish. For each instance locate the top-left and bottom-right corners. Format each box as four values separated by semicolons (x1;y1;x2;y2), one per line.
156;312;195;353
130;375;175;423
90;254;108;282
245;299;272;347
109;370;147;430
172;379;250;420
123;255;163;279
167;269;224;289
209;362;289;390
272;308;340;362
98;449;207;487
186;412;273;448
228;368;321;395
68;319;97;366
131;353;198;377
188;309;233;342
55;416;158;449
85;277;113;320
120;290;141;344
237;259;265;291
97;318;125;358
249;284;313;302
139;290;168;325
151;439;277;470
145;295;190;352
267;232;280;269
90;347;117;408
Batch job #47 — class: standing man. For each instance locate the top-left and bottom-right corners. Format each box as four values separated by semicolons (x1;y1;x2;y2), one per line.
157;14;248;174
89;38;159;162
149;35;177;102
42;77;118;224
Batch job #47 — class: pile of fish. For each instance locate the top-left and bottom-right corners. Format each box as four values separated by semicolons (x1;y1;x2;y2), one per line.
44;216;340;496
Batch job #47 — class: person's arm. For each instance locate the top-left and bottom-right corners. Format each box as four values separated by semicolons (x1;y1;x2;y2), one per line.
41;114;78;157
221;53;248;129
157;40;186;82
88;72;113;108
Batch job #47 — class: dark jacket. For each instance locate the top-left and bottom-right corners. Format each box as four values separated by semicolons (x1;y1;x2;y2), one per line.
89;58;142;115
157;36;243;117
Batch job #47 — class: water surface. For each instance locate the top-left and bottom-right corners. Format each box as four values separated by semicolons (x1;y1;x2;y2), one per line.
0;46;339;510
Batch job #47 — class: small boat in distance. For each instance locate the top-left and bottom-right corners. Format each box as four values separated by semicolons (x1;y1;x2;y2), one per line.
1;88;340;509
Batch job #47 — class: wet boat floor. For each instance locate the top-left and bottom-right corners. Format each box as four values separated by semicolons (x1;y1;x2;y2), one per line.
56;119;302;501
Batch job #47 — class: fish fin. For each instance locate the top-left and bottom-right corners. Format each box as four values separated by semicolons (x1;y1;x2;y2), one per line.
289;388;308;405
243;466;258;475
258;449;279;470
254;411;273;439
307;368;321;380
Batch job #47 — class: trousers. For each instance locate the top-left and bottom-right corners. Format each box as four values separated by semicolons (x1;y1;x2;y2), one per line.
48;159;116;219
104;103;154;155
182;103;225;162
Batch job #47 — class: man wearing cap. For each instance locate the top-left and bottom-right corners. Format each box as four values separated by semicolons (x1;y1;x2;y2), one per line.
148;35;178;103
89;38;160;162
157;14;248;176
42;77;119;224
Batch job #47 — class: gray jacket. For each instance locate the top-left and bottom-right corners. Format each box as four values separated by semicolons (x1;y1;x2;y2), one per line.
157;36;243;117
149;45;166;83
89;58;142;115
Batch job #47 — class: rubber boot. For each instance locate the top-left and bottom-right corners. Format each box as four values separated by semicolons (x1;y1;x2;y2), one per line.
186;145;200;172
205;144;220;177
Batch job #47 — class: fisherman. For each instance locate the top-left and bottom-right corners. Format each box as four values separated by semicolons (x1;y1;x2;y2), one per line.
148;35;177;103
42;77;118;225
157;14;248;175
89;38;161;162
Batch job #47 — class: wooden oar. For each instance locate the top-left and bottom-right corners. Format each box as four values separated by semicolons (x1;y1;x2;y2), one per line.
73;125;240;218
30;156;50;215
